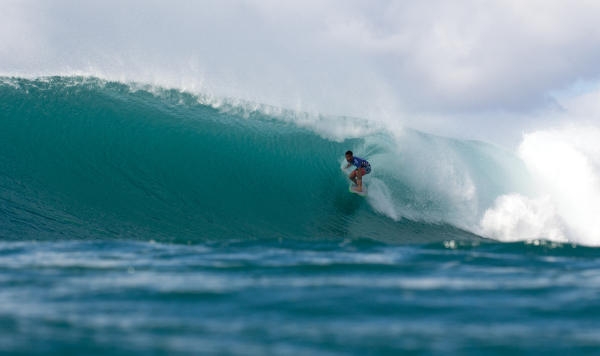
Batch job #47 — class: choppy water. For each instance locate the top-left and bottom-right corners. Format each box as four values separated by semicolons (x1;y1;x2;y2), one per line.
1;239;599;355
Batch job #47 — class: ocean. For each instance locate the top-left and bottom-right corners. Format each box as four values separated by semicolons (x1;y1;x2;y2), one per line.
1;76;600;355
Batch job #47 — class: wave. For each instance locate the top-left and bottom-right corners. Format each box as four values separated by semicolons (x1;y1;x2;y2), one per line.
0;77;598;245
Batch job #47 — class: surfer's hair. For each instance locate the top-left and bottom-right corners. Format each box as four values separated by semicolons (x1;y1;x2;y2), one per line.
345;150;353;156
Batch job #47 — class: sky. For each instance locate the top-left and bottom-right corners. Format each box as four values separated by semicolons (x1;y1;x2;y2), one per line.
2;0;600;145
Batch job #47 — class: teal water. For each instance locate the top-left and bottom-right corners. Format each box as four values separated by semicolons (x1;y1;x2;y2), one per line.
1;239;600;355
1;77;600;354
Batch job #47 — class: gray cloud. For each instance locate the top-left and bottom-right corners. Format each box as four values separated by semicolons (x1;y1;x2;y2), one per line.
2;0;600;143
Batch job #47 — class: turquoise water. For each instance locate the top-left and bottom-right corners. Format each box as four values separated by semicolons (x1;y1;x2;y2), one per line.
2;239;600;355
1;77;600;354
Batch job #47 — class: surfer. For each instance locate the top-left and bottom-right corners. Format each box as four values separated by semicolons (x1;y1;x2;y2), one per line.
344;150;371;192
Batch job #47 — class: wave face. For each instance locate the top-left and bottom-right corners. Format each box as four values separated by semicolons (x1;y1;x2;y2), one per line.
0;76;594;245
0;77;353;241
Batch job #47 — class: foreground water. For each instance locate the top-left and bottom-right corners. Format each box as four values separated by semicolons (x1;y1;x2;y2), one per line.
1;238;599;355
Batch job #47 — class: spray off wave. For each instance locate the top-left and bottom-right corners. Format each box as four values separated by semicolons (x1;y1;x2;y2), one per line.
0;77;599;246
481;128;600;245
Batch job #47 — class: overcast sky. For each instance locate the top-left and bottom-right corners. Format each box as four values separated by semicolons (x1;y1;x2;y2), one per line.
2;0;600;145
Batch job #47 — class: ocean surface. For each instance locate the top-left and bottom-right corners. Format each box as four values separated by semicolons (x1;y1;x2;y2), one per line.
1;77;600;355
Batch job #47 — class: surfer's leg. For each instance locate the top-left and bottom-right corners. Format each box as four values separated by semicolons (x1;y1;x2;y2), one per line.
356;168;364;191
348;170;358;185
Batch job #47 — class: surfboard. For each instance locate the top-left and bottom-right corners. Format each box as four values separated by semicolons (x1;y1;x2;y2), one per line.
349;183;367;197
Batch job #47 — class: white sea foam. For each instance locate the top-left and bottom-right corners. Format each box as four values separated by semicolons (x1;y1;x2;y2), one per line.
480;127;600;246
480;194;566;242
366;178;399;221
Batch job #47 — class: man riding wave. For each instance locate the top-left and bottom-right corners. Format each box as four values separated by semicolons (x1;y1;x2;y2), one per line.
344;150;371;192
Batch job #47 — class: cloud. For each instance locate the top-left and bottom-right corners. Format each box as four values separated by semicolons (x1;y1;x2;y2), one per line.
2;0;600;142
